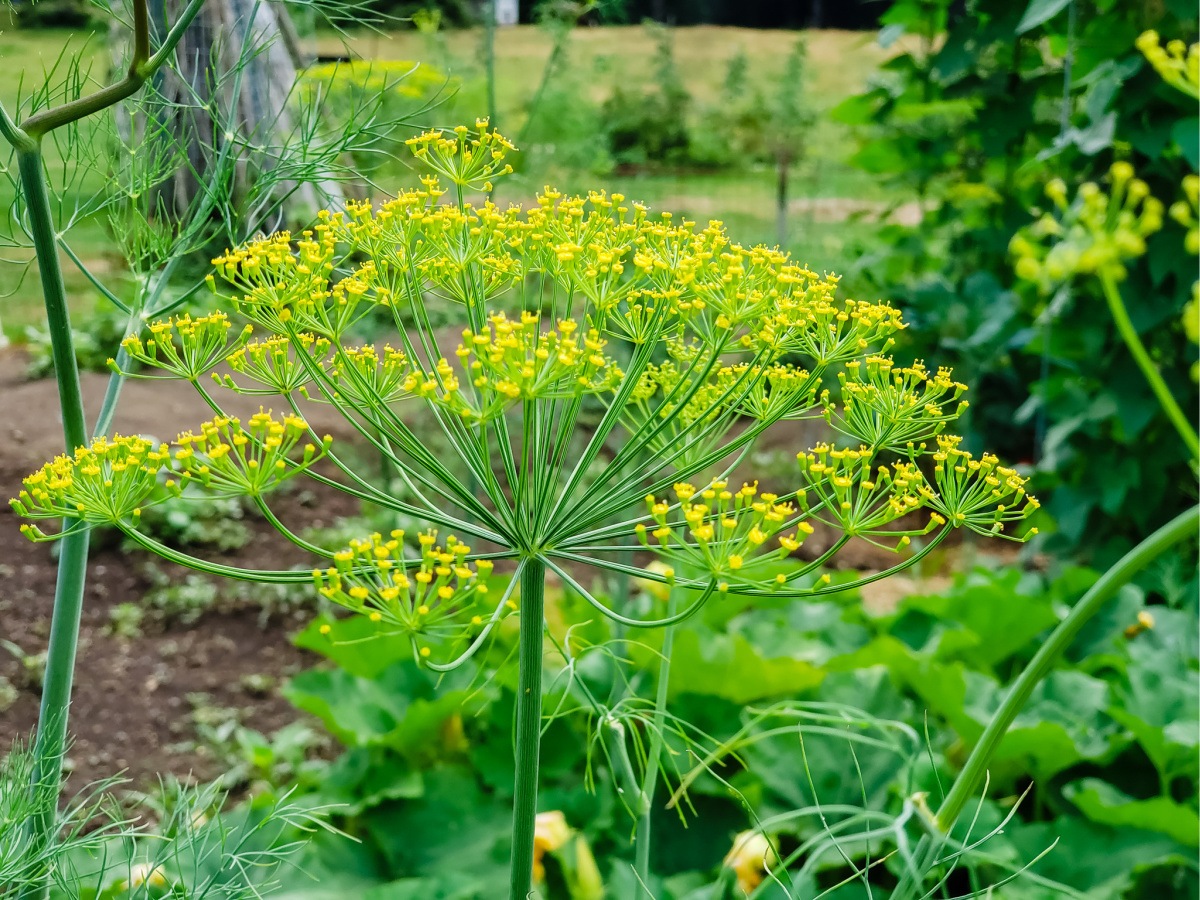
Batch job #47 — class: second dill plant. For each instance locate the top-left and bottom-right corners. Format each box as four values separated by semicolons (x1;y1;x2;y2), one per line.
13;122;1038;897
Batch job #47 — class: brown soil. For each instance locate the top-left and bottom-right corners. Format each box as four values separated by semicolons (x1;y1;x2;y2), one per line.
0;347;360;793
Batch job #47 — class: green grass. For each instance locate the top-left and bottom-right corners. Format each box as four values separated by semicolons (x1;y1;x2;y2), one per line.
0;27;118;336
0;23;901;339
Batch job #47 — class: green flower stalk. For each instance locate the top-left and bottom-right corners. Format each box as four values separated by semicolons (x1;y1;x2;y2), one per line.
13;122;1037;898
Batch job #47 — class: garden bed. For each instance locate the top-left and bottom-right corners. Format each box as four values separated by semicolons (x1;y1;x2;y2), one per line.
0;347;362;791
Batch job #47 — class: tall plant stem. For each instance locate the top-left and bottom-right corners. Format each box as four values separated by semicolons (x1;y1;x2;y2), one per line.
14;145;93;900
1100;273;1199;460
0;7;205;897
891;504;1198;900
511;556;546;899
634;586;679;895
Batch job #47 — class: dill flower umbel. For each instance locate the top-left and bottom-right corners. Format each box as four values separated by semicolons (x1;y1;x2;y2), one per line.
16;120;1035;652
12;120;1042;900
1011;162;1164;291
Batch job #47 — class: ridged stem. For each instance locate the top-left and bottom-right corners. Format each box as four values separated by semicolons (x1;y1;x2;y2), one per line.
510;556;546;899
14;145;94;900
891;505;1198;899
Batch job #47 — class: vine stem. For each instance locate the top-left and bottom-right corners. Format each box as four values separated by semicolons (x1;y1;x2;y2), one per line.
510;556;546;899
1099;273;1199;460
891;504;1198;899
634;585;680;895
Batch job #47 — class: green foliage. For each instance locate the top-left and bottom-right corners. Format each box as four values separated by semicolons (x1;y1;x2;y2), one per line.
241;557;1199;898
11;0;96;28
297;60;452;179
692;39;814;171
836;0;1199;562
131;494;252;553
105;602;144;639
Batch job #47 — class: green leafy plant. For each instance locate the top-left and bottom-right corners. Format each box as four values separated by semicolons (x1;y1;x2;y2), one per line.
10;120;1046;897
835;0;1198;561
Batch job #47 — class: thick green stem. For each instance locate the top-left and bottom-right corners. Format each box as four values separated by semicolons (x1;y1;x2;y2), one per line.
634;586;679;895
891;505;1198;899
14;145;94;900
511;557;546;899
4;7;206;894
1100;273;1199;460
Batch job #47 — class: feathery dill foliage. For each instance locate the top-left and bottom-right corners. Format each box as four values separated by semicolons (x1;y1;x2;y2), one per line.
12;120;1040;661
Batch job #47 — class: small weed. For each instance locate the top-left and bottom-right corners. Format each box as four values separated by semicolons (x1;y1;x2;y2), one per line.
106;602;145;639
238;673;276;697
0;676;17;712
0;641;46;691
131;494;252;553
143;571;220;626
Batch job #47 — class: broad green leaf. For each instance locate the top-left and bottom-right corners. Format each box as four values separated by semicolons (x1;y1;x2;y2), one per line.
1174;117;1200;168
664;629;825;704
363;766;510;884
1016;0;1072;34
899;567;1059;669
316;746;425;815
738;670;919;816
295;615;415;679
1009;816;1193;897
284;661;471;755
1065;778;1199;847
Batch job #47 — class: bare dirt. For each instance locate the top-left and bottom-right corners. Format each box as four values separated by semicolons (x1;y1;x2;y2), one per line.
0;347;360;793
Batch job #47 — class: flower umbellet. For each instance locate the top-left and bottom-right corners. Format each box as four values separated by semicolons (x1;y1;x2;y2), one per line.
12;122;1037;898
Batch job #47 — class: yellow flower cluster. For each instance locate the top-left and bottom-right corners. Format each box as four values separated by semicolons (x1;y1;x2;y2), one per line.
212;228;378;339
1169;174;1198;255
719;363;821;422
221;333;329;396
299;59;451;103
922;435;1039;539
173;411;330;498
797;444;938;548
14;413;333;536
405;119;515;191
452;313;622;412
313;529;494;652
1011;162;1164;289
13;435;172;535
751;290;906;364
635;480;813;587
119;312;251;381
826;356;968;450
326;344;413;406
1136;31;1199;99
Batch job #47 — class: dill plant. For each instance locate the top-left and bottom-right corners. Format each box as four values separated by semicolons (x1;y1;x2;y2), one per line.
12;123;1046;897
